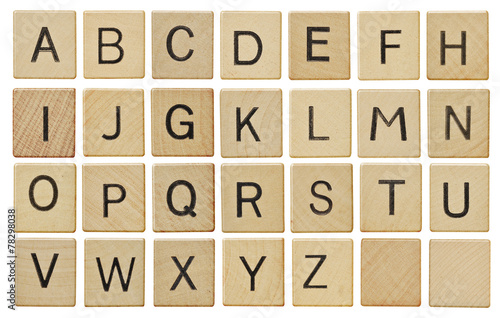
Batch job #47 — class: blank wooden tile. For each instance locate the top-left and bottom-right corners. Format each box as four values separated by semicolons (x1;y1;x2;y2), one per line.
430;239;490;307
289;12;350;80
220;89;282;157
154;239;214;306
16;239;76;306
85;239;144;307
152;88;213;157
83;89;144;156
14;164;76;233
289;89;351;157
293;239;353;306
358;89;420;158
361;239;421;306
84;11;145;78
430;164;489;232
223;239;284;306
427;11;488;80
358;11;419;80
291;164;352;233
221;11;281;79
428;89;489;158
152;11;213;79
14;11;76;79
83;164;145;232
153;164;214;232
360;164;421;232
13;88;75;158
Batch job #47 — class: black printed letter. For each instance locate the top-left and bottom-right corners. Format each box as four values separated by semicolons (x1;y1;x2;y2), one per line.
236;182;262;218
310;181;333;215
234;31;263;65
32;27;59;62
29;175;58;211
380;30;401;64
98;28;124;64
378;180;405;215
307;27;330;62
240;256;266;291
103;184;126;218
443;182;469;218
303;255;327;289
371;107;407;141
166;26;194;61
166;104;194;140
166;180;197;217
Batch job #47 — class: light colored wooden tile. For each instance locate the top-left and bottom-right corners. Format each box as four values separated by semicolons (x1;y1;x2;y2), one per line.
427;11;488;80
428;89;489;158
16;239;76;306
154;239;214;306
430;239;490;307
223;238;284;306
152;11;213;79
83;164;145;232
220;89;282;158
13;11;76;79
289;89;351;157
360;164;421;232
361;239;421;306
13;88;75;158
293;239;353;306
291;164;352;233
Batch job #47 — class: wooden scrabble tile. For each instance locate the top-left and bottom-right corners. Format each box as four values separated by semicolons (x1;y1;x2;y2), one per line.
289;89;351;157
85;239;145;307
153;164;214;232
13;88;75;158
16;239;76;306
223;238;284;306
361;239;421;306
220;11;281;79
14;164;76;233
427;11;488;80
151;88;213;157
83;164;145;232
291;164;352;233
83;89;144;156
358;11;419;80
13;11;76;79
220;89;282;157
430;239;490;307
152;11;213;79
154;239;214;306
84;11;145;78
289;12;350;80
430;164;489;232
293;239;353;306
221;164;284;233
360;164;421;232
358;89;420;158
428;89;489;158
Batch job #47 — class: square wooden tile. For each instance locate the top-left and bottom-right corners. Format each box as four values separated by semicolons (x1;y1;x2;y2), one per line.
289;89;351;157
358;11;419;80
152;11;213;79
430;164;489;232
85;239;145;307
153;164;214;232
358;89;420;158
291;164;352;233
16;239;76;306
289;12;350;80
83;89;144;156
154;239;214;306
428;89;489;158
13;88;75;158
361;239;421;306
220;89;282;158
293;239;353;306
13;11;76;79
152;88;214;157
221;11;281;79
84;11;145;78
427;11;488;80
83;164;145;232
360;164;422;232
223;238;284;306
14;164;76;233
430;239;490;307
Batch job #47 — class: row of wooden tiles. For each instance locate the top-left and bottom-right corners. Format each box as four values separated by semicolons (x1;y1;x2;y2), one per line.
13;88;490;158
14;10;488;80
